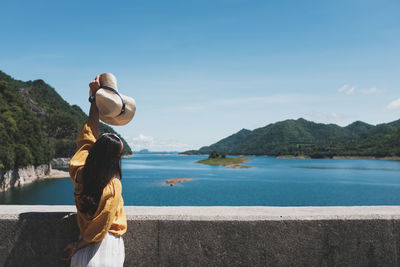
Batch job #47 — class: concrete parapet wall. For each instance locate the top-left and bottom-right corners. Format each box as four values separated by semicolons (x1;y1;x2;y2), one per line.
0;206;400;266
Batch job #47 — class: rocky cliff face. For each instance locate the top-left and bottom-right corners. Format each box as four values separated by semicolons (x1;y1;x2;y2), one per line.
0;158;72;192
0;164;51;192
51;158;70;170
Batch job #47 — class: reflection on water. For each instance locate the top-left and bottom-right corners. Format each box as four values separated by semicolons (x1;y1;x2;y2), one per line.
1;155;400;206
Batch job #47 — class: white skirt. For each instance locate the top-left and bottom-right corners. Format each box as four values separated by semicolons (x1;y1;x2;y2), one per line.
70;233;125;267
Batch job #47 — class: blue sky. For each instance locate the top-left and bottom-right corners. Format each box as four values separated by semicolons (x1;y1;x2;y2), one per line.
1;0;400;151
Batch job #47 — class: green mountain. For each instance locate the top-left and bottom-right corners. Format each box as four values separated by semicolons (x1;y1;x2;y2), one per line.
184;128;252;155
0;70;132;170
344;121;374;135
182;118;400;158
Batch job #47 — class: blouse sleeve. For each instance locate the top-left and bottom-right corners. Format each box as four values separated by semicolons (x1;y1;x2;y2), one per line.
80;179;122;242
69;117;99;183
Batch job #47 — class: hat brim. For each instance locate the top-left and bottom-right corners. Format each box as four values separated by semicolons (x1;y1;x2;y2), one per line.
99;95;136;126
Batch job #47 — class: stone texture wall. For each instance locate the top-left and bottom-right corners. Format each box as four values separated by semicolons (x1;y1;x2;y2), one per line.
0;205;400;267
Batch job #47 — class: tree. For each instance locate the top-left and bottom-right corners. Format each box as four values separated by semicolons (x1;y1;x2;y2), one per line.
14;144;34;168
208;150;220;159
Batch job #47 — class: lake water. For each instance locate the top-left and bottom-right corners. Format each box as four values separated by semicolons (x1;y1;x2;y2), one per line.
1;155;400;206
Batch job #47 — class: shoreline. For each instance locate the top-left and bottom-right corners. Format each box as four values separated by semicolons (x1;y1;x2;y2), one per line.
183;154;400;161
332;156;400;161
41;169;69;179
166;178;195;186
277;155;400;161
196;157;252;166
226;164;254;169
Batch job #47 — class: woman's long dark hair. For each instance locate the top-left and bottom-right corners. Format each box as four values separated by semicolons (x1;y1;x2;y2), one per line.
79;133;123;215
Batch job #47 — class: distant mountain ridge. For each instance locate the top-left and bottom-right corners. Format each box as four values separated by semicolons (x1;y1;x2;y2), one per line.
0;70;132;170
182;118;400;158
136;149;179;154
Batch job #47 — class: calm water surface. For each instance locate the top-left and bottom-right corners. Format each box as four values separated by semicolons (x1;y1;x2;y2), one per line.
1;154;400;206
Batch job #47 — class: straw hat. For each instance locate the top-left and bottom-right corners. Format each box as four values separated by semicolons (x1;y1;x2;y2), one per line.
94;73;136;126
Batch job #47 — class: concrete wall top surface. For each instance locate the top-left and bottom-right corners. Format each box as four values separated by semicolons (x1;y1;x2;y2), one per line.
1;205;400;220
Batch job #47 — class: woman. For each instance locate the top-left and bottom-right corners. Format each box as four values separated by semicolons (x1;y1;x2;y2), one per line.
63;76;127;266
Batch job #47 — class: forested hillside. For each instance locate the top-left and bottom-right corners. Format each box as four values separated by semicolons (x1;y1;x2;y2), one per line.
0;71;132;170
183;118;400;158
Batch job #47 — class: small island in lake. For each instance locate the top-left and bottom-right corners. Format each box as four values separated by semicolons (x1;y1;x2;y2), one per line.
166;178;195;186
196;151;253;168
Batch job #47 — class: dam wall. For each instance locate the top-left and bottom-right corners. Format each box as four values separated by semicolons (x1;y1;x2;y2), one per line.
0;205;400;266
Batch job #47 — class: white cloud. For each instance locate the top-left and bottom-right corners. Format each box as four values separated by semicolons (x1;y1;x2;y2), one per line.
337;84;349;93
346;87;355;95
130;134;155;151
387;98;400;110
359;87;382;94
128;134;194;152
338;85;382;95
337;84;355;95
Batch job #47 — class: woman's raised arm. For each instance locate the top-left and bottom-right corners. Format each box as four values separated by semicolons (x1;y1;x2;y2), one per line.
88;75;100;126
69;75;101;183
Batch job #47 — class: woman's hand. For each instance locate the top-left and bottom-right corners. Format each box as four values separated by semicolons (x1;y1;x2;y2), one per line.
61;241;78;261
89;75;101;96
61;239;92;260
